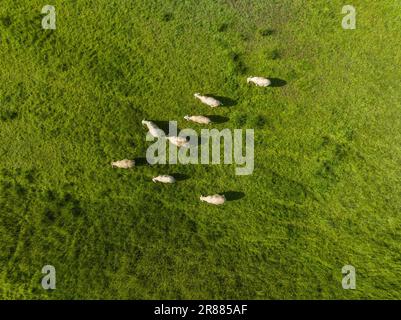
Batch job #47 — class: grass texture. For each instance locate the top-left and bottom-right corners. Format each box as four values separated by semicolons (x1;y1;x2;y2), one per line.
0;0;401;299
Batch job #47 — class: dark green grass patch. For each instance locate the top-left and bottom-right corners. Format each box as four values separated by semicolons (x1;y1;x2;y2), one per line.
0;0;401;299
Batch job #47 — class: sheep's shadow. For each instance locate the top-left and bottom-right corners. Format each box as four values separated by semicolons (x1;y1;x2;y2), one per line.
172;173;190;181
207;115;230;124
205;94;237;107
223;191;245;201
134;157;148;166
269;78;287;87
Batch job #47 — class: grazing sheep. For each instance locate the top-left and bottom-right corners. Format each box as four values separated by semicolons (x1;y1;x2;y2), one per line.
167;136;189;147
247;76;271;87
194;93;222;108
152;175;176;184
111;159;135;169
142;120;164;138
200;194;226;205
184;115;212;125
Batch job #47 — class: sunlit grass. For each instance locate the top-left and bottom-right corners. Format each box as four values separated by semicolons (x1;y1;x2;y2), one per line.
0;0;400;299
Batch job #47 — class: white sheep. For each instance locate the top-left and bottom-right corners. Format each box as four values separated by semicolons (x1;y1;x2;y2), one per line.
142;120;164;138
152;175;176;184
111;159;135;169
184;115;212;125
194;93;222;108
200;194;226;205
247;76;271;87
167;136;189;148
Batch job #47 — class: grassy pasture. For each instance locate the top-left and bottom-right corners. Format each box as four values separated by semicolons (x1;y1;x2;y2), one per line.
0;0;400;299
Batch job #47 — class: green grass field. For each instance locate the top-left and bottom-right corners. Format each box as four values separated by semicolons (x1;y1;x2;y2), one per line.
1;0;401;299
